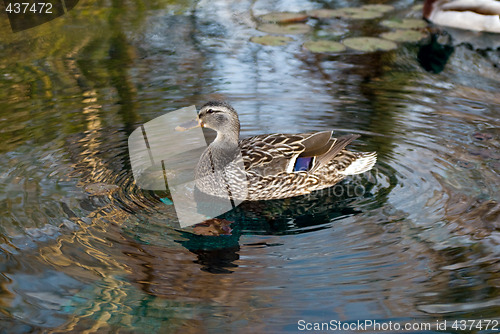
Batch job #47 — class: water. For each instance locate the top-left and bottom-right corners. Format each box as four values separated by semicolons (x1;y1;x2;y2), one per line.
0;0;499;332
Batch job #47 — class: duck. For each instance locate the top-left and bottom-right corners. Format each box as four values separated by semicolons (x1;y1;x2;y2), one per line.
194;101;376;201
423;0;500;33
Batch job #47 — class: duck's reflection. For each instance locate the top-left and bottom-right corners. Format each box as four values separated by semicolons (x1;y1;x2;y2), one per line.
418;32;454;74
418;27;500;73
192;246;240;274
139;186;366;282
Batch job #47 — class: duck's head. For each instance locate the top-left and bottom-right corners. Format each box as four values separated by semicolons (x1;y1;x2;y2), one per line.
198;101;240;139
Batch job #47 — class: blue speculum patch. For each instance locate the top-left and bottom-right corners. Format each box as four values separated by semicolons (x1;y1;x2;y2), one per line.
294;157;314;171
160;197;173;205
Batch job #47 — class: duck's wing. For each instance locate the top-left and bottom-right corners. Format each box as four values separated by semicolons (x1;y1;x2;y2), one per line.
440;0;500;15
308;134;360;173
240;131;335;172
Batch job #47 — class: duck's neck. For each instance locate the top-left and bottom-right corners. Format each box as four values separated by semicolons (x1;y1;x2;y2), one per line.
206;118;241;160
206;130;240;169
213;131;239;148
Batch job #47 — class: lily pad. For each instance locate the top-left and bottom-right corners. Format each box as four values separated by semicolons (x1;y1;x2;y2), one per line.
381;18;427;29
343;7;384;19
303;40;346;53
308;9;345;19
250;35;293;46
361;4;394;13
380;29;427;42
308;7;383;19
411;4;424;12
259;12;309;23
257;23;312;35
343;37;398;51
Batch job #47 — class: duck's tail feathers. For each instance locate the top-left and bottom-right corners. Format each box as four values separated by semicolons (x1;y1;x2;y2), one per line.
309;134;359;173
339;152;377;176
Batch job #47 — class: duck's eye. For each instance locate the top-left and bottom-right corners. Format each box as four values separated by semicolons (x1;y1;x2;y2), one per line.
206;109;214;114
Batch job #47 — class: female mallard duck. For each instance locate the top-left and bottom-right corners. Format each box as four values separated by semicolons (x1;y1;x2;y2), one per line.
423;0;500;33
194;101;376;201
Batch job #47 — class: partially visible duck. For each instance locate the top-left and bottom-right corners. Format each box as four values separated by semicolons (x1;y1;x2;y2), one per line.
423;0;500;33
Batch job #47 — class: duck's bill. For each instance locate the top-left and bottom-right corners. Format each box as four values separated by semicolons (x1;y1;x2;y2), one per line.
175;118;202;131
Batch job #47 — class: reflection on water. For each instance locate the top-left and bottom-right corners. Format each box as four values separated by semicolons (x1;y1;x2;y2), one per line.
0;0;499;332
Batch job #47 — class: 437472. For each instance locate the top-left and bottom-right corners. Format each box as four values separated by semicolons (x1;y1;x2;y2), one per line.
451;319;499;331
5;2;53;14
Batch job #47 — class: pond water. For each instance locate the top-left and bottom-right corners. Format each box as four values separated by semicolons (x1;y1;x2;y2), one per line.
0;0;499;332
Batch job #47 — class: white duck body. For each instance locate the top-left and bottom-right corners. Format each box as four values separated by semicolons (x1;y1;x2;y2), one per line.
424;0;500;33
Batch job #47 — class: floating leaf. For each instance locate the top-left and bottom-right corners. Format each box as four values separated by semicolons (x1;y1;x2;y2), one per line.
259;12;309;23
361;4;394;13
309;7;384;19
380;29;427;42
345;7;384;19
257;23;312;34
343;37;397;51
381;18;427;29
308;9;345;19
411;4;424;11
250;35;293;46
338;7;383;19
303;40;346;53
